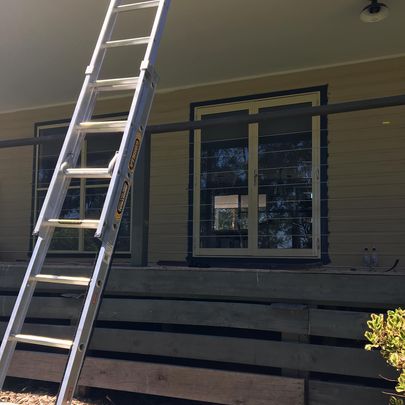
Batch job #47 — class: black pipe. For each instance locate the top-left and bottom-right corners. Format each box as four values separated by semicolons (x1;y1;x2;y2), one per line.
0;135;65;148
146;94;405;134
1;94;404;149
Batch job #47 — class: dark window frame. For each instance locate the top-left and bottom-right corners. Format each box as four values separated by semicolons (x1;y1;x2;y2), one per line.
30;112;131;257
188;85;329;268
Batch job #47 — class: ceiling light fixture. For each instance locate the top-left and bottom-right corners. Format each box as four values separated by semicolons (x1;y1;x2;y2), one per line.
360;0;390;23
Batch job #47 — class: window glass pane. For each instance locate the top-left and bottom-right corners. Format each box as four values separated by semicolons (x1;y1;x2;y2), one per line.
199;110;249;249
116;204;131;252
84;187;106;252
37;126;82;188
86;133;121;186
258;103;313;249
84;187;130;252
37;127;64;188
36;189;80;251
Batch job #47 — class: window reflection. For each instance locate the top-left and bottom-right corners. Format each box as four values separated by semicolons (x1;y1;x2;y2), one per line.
258;103;313;249
214;195;248;231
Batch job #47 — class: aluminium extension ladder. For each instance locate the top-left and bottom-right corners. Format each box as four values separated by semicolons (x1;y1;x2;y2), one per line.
0;1;170;403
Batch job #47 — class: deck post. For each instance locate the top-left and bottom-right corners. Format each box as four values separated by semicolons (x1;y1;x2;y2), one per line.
130;132;151;266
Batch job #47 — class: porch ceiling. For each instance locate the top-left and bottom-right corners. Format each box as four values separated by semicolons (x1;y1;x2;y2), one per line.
0;0;404;112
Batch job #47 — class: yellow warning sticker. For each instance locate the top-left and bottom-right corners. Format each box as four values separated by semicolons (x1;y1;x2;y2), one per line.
129;132;142;172
115;180;130;221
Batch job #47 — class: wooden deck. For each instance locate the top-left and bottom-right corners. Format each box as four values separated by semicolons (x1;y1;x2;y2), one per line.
1;263;404;404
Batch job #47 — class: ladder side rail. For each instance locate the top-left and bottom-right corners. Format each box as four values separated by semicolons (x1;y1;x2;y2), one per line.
34;0;122;235
143;0;171;65
96;0;171;238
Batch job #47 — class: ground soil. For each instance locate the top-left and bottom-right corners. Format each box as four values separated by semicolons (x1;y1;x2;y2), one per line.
0;380;212;405
0;390;105;405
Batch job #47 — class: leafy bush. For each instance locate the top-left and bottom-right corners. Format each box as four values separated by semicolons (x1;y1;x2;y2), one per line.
365;309;405;404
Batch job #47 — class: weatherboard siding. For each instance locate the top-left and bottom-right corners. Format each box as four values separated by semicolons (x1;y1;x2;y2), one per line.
148;56;405;266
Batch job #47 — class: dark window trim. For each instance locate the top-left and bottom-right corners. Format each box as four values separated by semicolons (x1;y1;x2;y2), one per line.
188;85;329;268
29;111;130;257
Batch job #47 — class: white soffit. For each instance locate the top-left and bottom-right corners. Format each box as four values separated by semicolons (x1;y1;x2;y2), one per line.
0;0;404;112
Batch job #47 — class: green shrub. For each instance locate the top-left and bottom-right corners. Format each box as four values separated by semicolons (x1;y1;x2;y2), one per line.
365;309;405;404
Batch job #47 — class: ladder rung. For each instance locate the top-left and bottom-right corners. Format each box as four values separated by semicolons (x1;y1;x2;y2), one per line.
64;168;112;179
11;334;73;350
116;1;160;12
104;37;150;48
78;121;127;133
45;219;99;229
92;77;139;92
33;275;91;286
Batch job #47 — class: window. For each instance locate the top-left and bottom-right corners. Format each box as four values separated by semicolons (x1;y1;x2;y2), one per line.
193;92;321;258
34;121;131;253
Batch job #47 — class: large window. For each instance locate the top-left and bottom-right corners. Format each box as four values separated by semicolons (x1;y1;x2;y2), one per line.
193;92;321;258
34;122;131;253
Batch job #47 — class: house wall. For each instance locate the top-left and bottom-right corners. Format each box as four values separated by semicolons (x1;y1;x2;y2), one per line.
148;56;405;267
0;56;404;267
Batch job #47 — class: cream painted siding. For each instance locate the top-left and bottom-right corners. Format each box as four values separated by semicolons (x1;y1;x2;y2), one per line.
0;56;404;267
149;132;189;263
